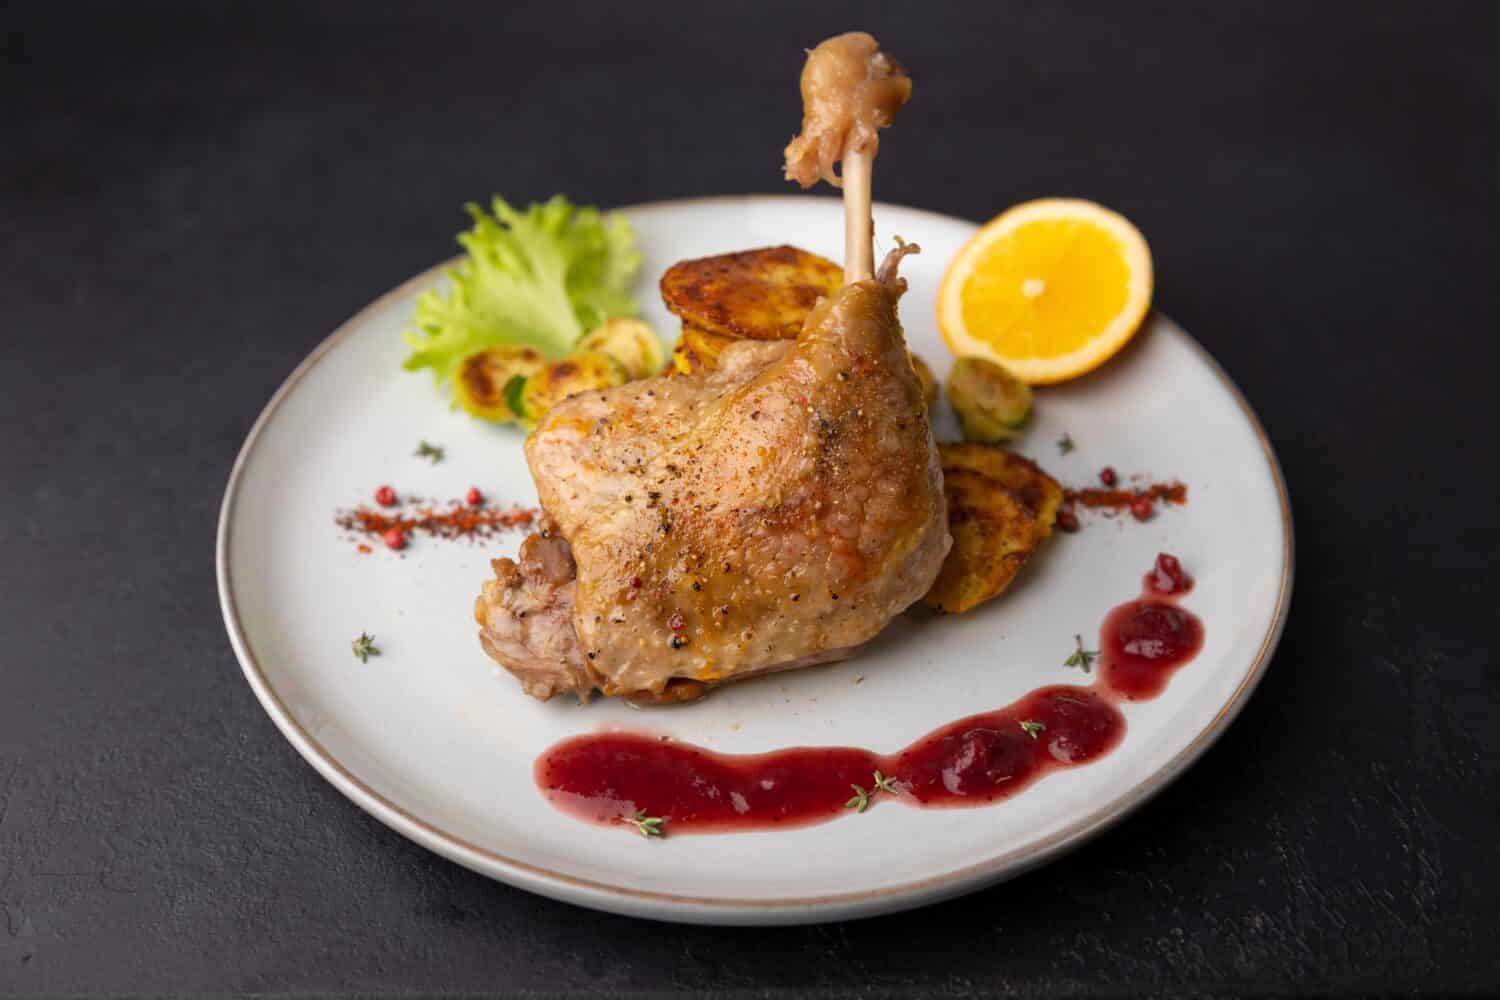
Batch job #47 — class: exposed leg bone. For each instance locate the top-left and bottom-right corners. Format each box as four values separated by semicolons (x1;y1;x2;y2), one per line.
842;146;874;284
781;30;912;285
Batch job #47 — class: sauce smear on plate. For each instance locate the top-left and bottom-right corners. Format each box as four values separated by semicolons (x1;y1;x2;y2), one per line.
536;554;1203;834
1098;553;1203;701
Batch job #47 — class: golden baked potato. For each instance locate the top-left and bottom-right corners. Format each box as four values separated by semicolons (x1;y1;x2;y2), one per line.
936;442;1063;534
923;444;1063;614
680;324;738;369
669;339;699;376
660;245;842;341
669;327;734;375
923;468;1046;614
661;246;937;415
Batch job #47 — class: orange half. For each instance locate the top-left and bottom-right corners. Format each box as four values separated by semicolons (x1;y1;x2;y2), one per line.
938;199;1153;384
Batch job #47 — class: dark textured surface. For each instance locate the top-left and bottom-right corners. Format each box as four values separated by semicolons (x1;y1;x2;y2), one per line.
3;1;1498;995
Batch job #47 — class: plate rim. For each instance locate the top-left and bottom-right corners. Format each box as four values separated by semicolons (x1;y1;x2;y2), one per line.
216;194;1295;923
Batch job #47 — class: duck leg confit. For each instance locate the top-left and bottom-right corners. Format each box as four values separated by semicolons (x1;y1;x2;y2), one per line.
476;31;949;703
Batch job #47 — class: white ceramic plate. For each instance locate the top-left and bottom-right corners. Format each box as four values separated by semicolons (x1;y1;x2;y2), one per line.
217;196;1291;925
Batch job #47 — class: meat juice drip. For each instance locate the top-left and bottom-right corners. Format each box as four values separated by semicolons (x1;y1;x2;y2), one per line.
536;686;1122;833
1098;553;1204;701
534;554;1203;835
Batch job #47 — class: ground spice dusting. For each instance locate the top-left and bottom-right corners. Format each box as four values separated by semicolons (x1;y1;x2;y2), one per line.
336;497;537;546
1064;481;1188;509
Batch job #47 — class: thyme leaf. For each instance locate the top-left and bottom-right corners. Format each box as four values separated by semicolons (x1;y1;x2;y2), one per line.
1064;634;1099;672
626;810;665;838
848;771;899;813
351;632;379;663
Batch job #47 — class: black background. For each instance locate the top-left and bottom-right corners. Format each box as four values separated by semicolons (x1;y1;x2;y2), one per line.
4;1;1498;996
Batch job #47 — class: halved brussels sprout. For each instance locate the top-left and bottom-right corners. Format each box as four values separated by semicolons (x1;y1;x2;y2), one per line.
947;356;1032;442
576;318;664;379
516;351;630;426
454;345;548;422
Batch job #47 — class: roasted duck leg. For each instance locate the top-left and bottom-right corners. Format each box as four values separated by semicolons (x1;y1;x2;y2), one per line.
476;31;948;702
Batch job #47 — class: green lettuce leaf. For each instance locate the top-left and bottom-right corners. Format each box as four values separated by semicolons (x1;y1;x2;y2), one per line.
402;195;642;386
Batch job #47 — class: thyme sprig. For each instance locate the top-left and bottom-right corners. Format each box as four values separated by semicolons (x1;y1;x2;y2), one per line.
414;441;446;464
1064;634;1098;672
626;810;665;838
847;770;900;813
351;632;379;663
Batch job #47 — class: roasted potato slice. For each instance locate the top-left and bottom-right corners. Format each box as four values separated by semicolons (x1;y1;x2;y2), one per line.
923;468;1046;614
937;442;1064;534
670;337;704;375
669;340;693;375
680;323;739;369
660;245;842;341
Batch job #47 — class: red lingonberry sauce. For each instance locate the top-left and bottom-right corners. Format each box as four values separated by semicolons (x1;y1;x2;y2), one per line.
1098;601;1203;700
537;686;1123;833
1100;554;1202;700
890;686;1122;804
1146;552;1193;595
535;555;1204;835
